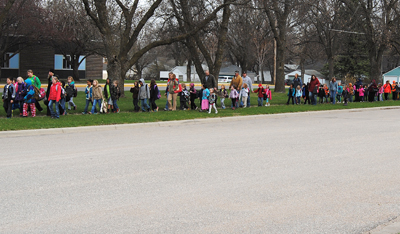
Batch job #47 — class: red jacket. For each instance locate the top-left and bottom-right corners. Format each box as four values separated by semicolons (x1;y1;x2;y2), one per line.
253;87;265;98
383;83;392;93
308;78;321;93
48;82;61;102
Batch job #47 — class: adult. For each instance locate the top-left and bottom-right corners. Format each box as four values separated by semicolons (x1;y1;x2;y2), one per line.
230;71;243;92
167;74;179;111
164;72;173;111
307;75;320;105
202;70;217;90
27;70;43;112
45;69;56;116
138;78;150;112
392;81;398;100
292;73;302;90
329;77;338;104
355;78;363;102
242;72;253;107
383;80;391;100
367;80;378;102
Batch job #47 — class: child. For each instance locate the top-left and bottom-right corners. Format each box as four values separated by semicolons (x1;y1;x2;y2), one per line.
23;79;36;117
264;85;272;106
201;85;210;111
378;83;383;101
111;80;121;113
323;84;329;103
48;76;62;119
229;85;239;110
198;85;203;111
82;79;93;114
219;84;228;109
2;77;15;118
65;76;77;110
337;82;343;103
348;83;354;102
208;89;218;114
189;83;198;110
150;79;160;112
179;83;189;110
392;81;398;100
295;85;302;105
239;83;249;108
287;84;295;105
130;81;140;112
342;84;349;106
90;79;103;114
104;78;113;112
253;83;265;106
357;85;365;102
364;85;369;102
14;77;25;116
59;81;66;115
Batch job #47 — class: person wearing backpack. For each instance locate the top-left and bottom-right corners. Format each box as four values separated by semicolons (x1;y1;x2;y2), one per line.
111;80;121;113
48;76;62;119
104;78;113;113
253;83;265;107
26;70;43;112
130;81;140;112
2;77;16;119
59;80;67;115
167;74;179;111
65;76;77;111
14;77;26;116
82;79;93;114
179;83;189;110
90;79;104;114
307;75;320;105
138;78;150;112
23;79;36;117
189;83;198;110
45;69;56;116
149;79;159;112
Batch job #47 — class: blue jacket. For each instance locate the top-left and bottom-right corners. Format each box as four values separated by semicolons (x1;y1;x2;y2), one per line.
329;81;338;92
287;88;295;97
337;86;343;95
85;86;92;100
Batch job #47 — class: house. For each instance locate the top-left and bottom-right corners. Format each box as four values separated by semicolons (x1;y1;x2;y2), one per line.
285;70;327;85
1;42;103;81
382;66;400;83
219;65;257;81
160;65;207;82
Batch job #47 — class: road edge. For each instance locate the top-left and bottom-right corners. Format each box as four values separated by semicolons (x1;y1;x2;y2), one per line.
365;216;400;234
1;106;399;138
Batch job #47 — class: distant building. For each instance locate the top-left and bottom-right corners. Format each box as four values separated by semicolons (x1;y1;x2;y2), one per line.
1;42;103;80
382;66;400;83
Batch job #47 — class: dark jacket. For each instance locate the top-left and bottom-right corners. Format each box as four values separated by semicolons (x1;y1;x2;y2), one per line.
292;77;302;90
150;85;159;100
202;74;216;89
15;82;26;101
110;84;119;100
130;86;139;99
2;84;15;101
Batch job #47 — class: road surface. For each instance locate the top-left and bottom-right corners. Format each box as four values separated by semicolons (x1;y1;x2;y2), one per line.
1;108;399;233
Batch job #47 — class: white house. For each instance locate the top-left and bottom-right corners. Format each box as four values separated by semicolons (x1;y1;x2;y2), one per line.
383;66;400;83
159;65;208;82
285;70;327;85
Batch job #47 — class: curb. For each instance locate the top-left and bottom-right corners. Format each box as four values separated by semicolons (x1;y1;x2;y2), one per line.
1;106;399;138
366;216;400;234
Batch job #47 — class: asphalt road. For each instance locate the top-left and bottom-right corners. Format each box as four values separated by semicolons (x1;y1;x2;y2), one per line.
1;109;399;233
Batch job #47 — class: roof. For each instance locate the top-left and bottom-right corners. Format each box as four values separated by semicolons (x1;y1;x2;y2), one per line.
286;70;326;79
383;66;400;77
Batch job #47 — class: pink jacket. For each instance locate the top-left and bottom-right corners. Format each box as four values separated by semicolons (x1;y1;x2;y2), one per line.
378;87;384;94
357;88;365;96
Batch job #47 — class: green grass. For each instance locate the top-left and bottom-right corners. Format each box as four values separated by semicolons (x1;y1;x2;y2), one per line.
1;90;399;131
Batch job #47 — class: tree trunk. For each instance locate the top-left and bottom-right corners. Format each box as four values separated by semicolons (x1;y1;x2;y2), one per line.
328;55;334;79
107;58;125;98
370;56;382;83
260;65;265;84
275;39;285;92
187;59;192;82
300;58;305;84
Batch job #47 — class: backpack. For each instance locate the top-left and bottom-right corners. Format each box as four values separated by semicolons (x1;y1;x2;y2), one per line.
155;85;161;99
32;85;43;101
183;89;190;99
73;87;78;97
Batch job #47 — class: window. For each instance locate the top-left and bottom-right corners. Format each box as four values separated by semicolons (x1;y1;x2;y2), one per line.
54;54;86;70
3;53;19;69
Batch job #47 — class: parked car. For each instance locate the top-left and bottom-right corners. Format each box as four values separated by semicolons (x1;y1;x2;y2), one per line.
218;76;233;83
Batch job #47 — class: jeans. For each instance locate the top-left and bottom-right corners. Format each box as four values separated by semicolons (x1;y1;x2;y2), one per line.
336;94;342;103
60;98;66;115
83;99;92;113
68;97;76;109
91;99;102;114
257;97;264;106
220;98;226;109
330;91;337;104
349;95;353;102
165;93;169;110
310;91;317;105
133;98;140;112
141;98;150;112
296;97;301;104
48;100;60;118
113;99;119;111
247;94;251;107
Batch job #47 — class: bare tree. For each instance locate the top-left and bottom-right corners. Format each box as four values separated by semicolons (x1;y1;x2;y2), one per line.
82;0;233;96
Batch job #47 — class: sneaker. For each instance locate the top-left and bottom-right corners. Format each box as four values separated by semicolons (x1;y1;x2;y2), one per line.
82;112;86;115
215;111;218;114
117;109;120;113
208;112;211;114
74;106;77;110
88;112;92;115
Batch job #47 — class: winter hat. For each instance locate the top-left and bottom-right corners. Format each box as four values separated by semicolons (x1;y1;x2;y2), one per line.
258;83;262;87
393;81;396;84
25;79;32;86
49;68;55;73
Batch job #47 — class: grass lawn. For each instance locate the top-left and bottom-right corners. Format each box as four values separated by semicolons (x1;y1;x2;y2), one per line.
1;90;399;131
